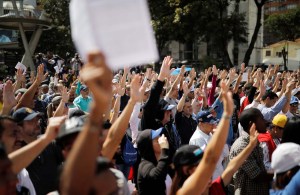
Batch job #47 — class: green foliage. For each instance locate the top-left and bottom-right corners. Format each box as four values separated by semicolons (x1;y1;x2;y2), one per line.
148;0;247;66
36;0;75;57
265;6;300;41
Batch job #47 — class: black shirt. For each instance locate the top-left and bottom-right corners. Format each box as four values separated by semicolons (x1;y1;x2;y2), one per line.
27;142;63;195
175;111;197;145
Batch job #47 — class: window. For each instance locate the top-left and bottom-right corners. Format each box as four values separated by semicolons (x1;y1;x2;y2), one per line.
276;52;282;57
266;50;271;56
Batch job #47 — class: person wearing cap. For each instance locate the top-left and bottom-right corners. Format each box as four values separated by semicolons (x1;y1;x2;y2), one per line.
171;123;258;195
189;111;218;149
13;107;64;195
189;110;230;180
170;84;234;195
175;81;197;145
73;85;92;112
230;108;273;195
13;107;41;144
281;96;300;119
0;115;66;195
258;114;288;171
270;143;300;194
136;129;171;195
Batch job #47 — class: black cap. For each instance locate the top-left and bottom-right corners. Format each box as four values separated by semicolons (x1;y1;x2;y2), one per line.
173;145;204;168
12;107;40;123
56;116;86;140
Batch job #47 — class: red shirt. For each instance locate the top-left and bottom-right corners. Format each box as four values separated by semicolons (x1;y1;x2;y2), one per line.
209;176;226;195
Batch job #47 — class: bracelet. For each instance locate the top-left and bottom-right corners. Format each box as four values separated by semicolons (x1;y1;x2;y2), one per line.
222;114;231;120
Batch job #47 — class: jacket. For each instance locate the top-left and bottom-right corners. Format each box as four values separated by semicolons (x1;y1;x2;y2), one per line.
137;130;169;195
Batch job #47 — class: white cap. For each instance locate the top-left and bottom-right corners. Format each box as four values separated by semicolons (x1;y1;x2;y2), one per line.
271;143;300;174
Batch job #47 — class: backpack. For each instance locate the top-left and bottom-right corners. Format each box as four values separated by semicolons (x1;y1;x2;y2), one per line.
122;134;137;166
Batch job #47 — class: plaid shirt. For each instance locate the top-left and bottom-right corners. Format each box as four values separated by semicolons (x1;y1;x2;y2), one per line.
229;132;269;195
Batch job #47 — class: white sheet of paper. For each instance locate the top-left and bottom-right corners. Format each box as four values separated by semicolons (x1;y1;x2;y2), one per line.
15;62;27;73
70;0;158;70
242;73;248;81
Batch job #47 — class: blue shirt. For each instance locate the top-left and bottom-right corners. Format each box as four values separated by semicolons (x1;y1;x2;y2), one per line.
212;97;234;145
73;95;92;112
257;95;287;122
270;170;300;195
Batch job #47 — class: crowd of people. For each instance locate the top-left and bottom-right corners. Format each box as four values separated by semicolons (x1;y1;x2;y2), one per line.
0;51;300;195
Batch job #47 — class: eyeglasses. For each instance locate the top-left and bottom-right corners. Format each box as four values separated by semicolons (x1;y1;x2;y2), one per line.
290;103;298;107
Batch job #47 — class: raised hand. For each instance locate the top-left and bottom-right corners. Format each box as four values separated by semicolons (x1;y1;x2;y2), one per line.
249;123;258;147
207;67;212;76
158;56;173;81
182;81;191;96
228;68;236;81
240;63;245;73
220;70;227;80
130;75;145;103
190;68;196;79
43;116;67;142
117;85;125;96
61;86;69;103
212;65;218;76
220;81;233;116
259;80;266;96
36;64;48;83
180;65;186;76
3;80;18;112
80;52;113;115
15;68;26;83
158;134;169;149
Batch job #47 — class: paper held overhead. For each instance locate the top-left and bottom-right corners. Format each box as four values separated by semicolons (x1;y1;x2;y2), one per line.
69;0;159;70
15;62;27;74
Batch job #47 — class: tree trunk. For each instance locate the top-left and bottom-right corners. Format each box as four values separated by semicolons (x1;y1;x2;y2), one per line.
218;0;233;67
243;1;264;66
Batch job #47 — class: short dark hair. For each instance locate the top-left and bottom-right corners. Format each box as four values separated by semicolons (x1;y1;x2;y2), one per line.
239;108;262;133
262;91;278;101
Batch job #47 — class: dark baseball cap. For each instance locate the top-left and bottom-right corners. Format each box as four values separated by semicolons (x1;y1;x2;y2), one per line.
12;107;40;123
56;116;86;140
173;145;204;168
196;111;219;124
158;99;176;111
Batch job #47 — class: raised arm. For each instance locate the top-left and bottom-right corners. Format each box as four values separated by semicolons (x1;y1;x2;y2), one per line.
102;75;145;160
233;63;245;94
166;65;185;98
60;52;112;195
15;64;48;110
177;81;233;195
177;82;190;112
110;86;124;124
144;56;172;109
221;123;258;186
9;116;66;174
53;87;69;117
1;80;19;115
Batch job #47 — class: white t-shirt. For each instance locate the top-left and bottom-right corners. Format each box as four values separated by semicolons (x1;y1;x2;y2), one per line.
17;169;36;195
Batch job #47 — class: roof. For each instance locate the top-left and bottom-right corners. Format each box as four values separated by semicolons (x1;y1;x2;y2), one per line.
265;38;300;48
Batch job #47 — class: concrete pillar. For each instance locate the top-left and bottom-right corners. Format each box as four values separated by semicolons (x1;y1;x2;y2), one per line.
12;0;35;72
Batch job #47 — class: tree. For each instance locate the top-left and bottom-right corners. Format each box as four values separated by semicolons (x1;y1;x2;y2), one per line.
36;0;75;57
149;0;247;67
243;0;268;66
265;7;300;41
265;7;300;70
